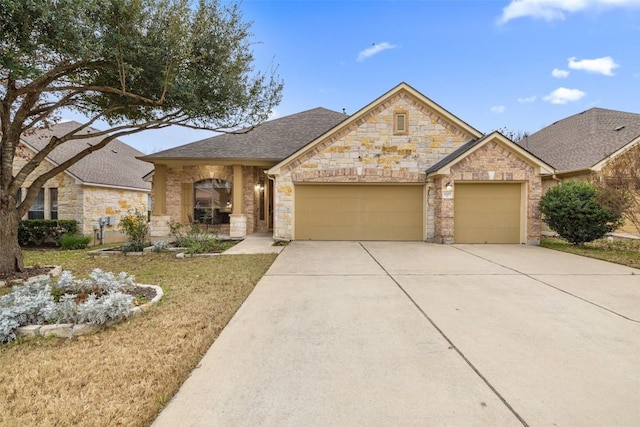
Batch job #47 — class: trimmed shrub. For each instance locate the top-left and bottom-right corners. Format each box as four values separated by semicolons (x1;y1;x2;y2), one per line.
540;181;625;245
60;233;92;250
18;220;78;246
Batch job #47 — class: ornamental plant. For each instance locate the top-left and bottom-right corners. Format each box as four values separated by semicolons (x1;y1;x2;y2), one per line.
0;269;136;344
539;180;625;245
119;210;150;252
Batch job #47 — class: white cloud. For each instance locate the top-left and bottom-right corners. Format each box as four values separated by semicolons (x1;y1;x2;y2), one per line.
498;0;640;24
357;42;397;61
568;56;619;76
552;68;570;78
543;87;586;104
491;105;506;113
517;96;537;103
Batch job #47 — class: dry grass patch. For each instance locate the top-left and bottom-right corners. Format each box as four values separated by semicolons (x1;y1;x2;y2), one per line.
541;237;640;269
0;251;276;426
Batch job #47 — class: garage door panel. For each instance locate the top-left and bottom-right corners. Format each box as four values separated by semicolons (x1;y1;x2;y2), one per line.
454;183;521;244
295;185;423;241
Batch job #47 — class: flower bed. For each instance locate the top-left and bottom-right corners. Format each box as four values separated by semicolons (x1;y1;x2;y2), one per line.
1;269;162;344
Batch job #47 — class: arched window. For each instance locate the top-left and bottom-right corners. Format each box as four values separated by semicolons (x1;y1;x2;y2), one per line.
194;179;232;224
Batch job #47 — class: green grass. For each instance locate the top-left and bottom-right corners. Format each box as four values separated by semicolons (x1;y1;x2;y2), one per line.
541;237;640;269
1;249;277;427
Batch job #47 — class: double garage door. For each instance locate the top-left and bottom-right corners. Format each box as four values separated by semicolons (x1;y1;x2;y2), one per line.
295;185;424;241
294;183;523;243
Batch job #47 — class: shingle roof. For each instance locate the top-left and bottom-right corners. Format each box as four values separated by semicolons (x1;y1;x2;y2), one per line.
141;107;348;161
519;107;640;172
425;135;488;174
21;121;153;190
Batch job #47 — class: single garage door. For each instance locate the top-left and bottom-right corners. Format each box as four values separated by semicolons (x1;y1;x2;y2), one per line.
454;183;522;244
295;184;423;241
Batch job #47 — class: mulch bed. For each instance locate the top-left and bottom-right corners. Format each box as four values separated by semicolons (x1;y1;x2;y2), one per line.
0;266;55;283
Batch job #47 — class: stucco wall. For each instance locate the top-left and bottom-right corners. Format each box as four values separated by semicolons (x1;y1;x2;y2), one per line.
274;91;476;239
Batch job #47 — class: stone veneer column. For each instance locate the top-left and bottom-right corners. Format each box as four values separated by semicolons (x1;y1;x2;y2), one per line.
230;164;247;238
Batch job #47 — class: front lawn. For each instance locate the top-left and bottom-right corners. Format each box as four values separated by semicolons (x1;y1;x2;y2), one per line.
541;237;640;269
0;250;277;426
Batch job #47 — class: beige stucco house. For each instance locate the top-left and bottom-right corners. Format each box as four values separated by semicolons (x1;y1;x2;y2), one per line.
17;121;153;244
520;107;640;234
143;83;554;244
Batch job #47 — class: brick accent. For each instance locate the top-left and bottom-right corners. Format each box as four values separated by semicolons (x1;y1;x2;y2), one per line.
431;141;543;244
274;92;475;240
153;164;269;237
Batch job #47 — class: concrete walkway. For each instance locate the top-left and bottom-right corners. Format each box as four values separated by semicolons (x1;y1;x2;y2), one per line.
222;232;285;255
153;242;640;426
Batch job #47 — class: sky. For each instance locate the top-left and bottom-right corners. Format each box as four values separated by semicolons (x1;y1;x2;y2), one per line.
93;0;640;154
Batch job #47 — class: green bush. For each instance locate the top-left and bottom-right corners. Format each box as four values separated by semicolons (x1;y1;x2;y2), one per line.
119;210;150;250
18;220;78;246
168;221;234;254
60;234;91;250
540;181;625;245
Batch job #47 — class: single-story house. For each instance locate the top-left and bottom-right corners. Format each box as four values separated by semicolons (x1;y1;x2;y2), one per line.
142;82;554;244
17;121;153;244
520;107;640;234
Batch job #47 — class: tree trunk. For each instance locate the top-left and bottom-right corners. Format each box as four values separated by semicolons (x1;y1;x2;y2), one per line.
0;205;25;275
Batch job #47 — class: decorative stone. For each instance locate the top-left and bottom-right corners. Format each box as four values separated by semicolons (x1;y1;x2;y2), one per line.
16;325;41;338
72;324;102;335
14;284;164;340
40;324;73;338
230;214;247;238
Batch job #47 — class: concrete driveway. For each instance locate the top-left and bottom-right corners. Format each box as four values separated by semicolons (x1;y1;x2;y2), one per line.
153;242;640;427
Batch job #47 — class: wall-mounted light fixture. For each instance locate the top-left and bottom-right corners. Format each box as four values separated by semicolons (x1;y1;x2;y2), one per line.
445;181;452;192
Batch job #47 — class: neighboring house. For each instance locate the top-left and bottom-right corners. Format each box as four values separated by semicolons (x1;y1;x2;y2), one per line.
142;82;554;244
16;121;153;244
520;107;640;234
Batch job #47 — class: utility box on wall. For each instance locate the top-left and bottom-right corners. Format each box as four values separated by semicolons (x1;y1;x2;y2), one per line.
106;216;117;226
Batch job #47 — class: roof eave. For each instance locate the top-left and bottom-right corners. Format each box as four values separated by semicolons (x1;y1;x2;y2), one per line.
590;134;640;172
268;82;484;176
426;132;556;177
137;157;279;167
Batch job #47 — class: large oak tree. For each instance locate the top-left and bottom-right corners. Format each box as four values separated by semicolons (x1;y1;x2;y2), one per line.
0;0;282;274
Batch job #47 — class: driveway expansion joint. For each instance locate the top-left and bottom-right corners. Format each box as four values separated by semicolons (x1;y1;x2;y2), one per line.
358;242;530;427
452;246;640;324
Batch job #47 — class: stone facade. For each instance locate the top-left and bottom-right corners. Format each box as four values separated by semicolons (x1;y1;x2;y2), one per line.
433;141;543;244
150;164;270;237
14;144;149;244
81;186;149;243
273;91;476;240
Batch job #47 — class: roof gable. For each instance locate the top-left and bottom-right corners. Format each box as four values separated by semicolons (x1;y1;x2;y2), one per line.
427;131;554;176
140;107;348;163
20;121;153;190
519;107;640;172
268;82;483;176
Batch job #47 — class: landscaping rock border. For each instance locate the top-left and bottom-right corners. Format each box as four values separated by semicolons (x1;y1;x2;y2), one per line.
0;265;62;288
15;284;164;340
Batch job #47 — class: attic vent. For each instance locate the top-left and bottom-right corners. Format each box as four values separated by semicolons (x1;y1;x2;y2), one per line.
394;110;408;135
614;125;625;131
